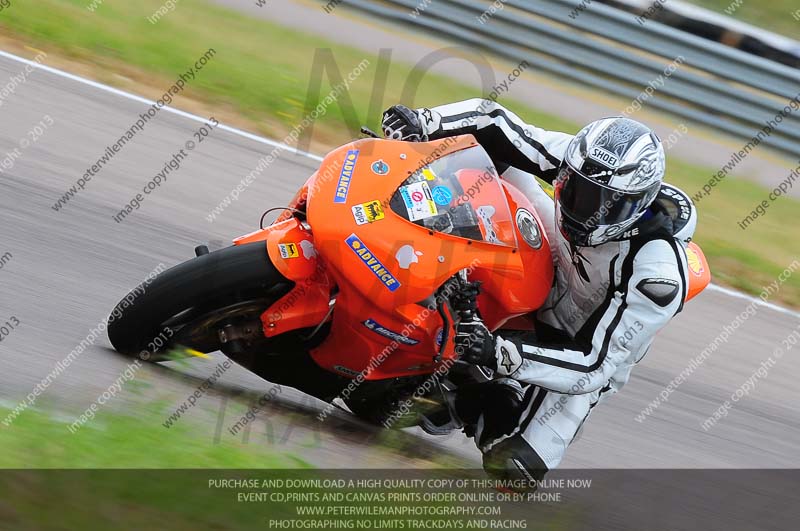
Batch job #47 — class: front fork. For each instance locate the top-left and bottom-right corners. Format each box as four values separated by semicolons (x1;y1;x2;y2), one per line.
416;271;492;434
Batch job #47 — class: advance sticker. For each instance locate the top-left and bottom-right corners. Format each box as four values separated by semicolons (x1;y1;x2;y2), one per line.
399;181;438;221
334;149;359;203
344;234;400;292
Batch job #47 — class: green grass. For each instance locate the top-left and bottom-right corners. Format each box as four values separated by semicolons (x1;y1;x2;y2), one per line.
1;0;798;305
682;0;800;40
0;405;566;530
666;157;800;306
0;404;311;528
0;0;575;145
0;404;308;468
0;404;478;530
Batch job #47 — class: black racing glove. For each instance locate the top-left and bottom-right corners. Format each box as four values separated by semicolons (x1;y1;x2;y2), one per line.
455;317;497;368
381;105;427;142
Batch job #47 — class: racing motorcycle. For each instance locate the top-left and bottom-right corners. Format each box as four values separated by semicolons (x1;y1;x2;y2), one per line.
107;132;711;431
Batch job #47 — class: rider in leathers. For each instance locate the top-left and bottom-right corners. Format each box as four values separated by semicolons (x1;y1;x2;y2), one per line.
382;99;697;482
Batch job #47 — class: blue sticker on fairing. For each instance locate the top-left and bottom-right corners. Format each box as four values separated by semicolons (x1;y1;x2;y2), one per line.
345;234;400;291
334;149;359;203
363;319;418;346
431;185;453;206
371;159;390;175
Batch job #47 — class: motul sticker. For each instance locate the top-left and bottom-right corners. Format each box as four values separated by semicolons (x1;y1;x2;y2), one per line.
278;243;299;259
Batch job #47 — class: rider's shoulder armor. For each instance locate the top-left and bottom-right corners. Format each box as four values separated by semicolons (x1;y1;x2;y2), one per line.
617;183;696;244
653;183;697;245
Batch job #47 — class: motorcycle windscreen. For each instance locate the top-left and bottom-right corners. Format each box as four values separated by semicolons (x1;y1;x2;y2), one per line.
388;146;517;247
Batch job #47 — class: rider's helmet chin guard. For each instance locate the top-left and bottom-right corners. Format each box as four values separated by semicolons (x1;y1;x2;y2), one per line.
554;117;666;247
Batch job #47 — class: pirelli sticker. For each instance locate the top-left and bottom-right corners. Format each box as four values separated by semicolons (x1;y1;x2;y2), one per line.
352;200;385;225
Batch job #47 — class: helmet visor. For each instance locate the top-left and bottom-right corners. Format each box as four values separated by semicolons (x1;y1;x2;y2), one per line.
555;165;655;229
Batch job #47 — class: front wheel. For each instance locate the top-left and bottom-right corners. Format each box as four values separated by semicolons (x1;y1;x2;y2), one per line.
107;242;293;358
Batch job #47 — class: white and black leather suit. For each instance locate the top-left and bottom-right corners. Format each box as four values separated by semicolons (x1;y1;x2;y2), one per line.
405;99;697;481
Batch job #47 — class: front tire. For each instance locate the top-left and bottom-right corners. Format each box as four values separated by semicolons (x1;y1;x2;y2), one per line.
107;242;292;357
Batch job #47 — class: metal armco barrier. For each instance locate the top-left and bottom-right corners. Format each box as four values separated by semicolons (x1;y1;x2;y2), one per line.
337;0;800;158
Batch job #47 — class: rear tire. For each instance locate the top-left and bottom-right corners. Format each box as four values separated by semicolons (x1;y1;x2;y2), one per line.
107;242;292;356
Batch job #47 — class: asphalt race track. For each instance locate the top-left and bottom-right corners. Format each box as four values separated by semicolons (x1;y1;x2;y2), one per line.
1;51;799;475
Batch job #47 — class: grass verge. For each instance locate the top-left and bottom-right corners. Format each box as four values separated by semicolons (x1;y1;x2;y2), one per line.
0;404;309;468
1;0;798;305
0;405;496;530
0;404;311;527
682;0;800;40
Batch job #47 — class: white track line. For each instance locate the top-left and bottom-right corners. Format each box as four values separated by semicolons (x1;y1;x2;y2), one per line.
1;49;797;319
0;49;323;162
706;284;799;318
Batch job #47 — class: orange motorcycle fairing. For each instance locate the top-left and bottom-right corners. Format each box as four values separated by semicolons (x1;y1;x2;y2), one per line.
301;135;554;380
233;217;332;337
473;178;554;328
685;241;711;302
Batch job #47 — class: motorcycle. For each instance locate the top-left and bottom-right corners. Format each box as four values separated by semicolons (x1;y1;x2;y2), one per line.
107;131;710;431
